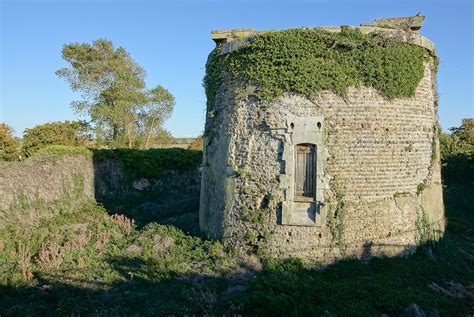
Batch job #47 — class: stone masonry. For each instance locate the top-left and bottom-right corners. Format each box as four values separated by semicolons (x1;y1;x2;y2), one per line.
199;16;445;263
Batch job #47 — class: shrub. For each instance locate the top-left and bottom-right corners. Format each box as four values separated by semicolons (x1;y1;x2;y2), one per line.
111;214;135;235
188;137;204;150
29;145;93;161
22;120;90;157
0;123;20;161
92;147;202;179
450;118;474;144
16;242;32;280
440;123;474;183
37;243;64;271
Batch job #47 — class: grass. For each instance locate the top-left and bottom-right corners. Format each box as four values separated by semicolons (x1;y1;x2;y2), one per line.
0;202;238;316
236;175;473;316
0;169;472;316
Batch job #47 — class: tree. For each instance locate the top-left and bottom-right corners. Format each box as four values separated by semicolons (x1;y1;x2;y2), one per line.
440;120;474;183
137;85;175;149
22;121;90;157
450;118;474;144
136;128;174;148
56;39;174;148
0;123;20;161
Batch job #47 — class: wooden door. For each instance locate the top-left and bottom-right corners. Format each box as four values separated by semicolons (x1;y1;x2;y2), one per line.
295;144;316;200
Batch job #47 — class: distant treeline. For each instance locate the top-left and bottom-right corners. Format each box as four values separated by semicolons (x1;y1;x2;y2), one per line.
0;120;175;161
0;120;204;162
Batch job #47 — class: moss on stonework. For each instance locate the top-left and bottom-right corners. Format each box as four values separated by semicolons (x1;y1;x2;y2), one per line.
242;208;270;225
204;27;430;110
328;191;347;248
417;183;428;194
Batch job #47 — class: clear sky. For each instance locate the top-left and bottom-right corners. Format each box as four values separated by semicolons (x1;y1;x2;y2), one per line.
1;0;473;137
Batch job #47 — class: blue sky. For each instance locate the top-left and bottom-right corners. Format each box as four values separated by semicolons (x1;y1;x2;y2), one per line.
1;0;473;137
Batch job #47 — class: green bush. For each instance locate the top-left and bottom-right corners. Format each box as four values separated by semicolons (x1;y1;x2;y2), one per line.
450;119;474;144
440;130;474;183
93;147;202;179
22;120;90;157
0;123;20;161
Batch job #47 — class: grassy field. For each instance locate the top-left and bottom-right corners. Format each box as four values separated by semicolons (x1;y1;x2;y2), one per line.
0;170;472;316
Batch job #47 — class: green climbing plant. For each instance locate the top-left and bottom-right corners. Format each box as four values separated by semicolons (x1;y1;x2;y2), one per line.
204;27;431;110
203;44;228;111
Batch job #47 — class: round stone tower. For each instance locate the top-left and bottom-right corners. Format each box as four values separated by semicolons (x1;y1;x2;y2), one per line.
200;16;445;263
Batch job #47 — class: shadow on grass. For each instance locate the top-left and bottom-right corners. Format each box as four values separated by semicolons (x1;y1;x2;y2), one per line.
232;172;473;316
0;256;245;316
0;162;473;316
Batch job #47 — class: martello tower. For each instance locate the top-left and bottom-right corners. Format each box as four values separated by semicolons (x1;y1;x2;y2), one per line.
200;16;444;262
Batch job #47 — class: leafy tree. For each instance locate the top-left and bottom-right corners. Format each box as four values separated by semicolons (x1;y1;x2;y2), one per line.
136;128;174;149
0;123;20;161
137;86;175;149
22;121;90;157
450;118;474;144
440;120;474;183
56;39;174;148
